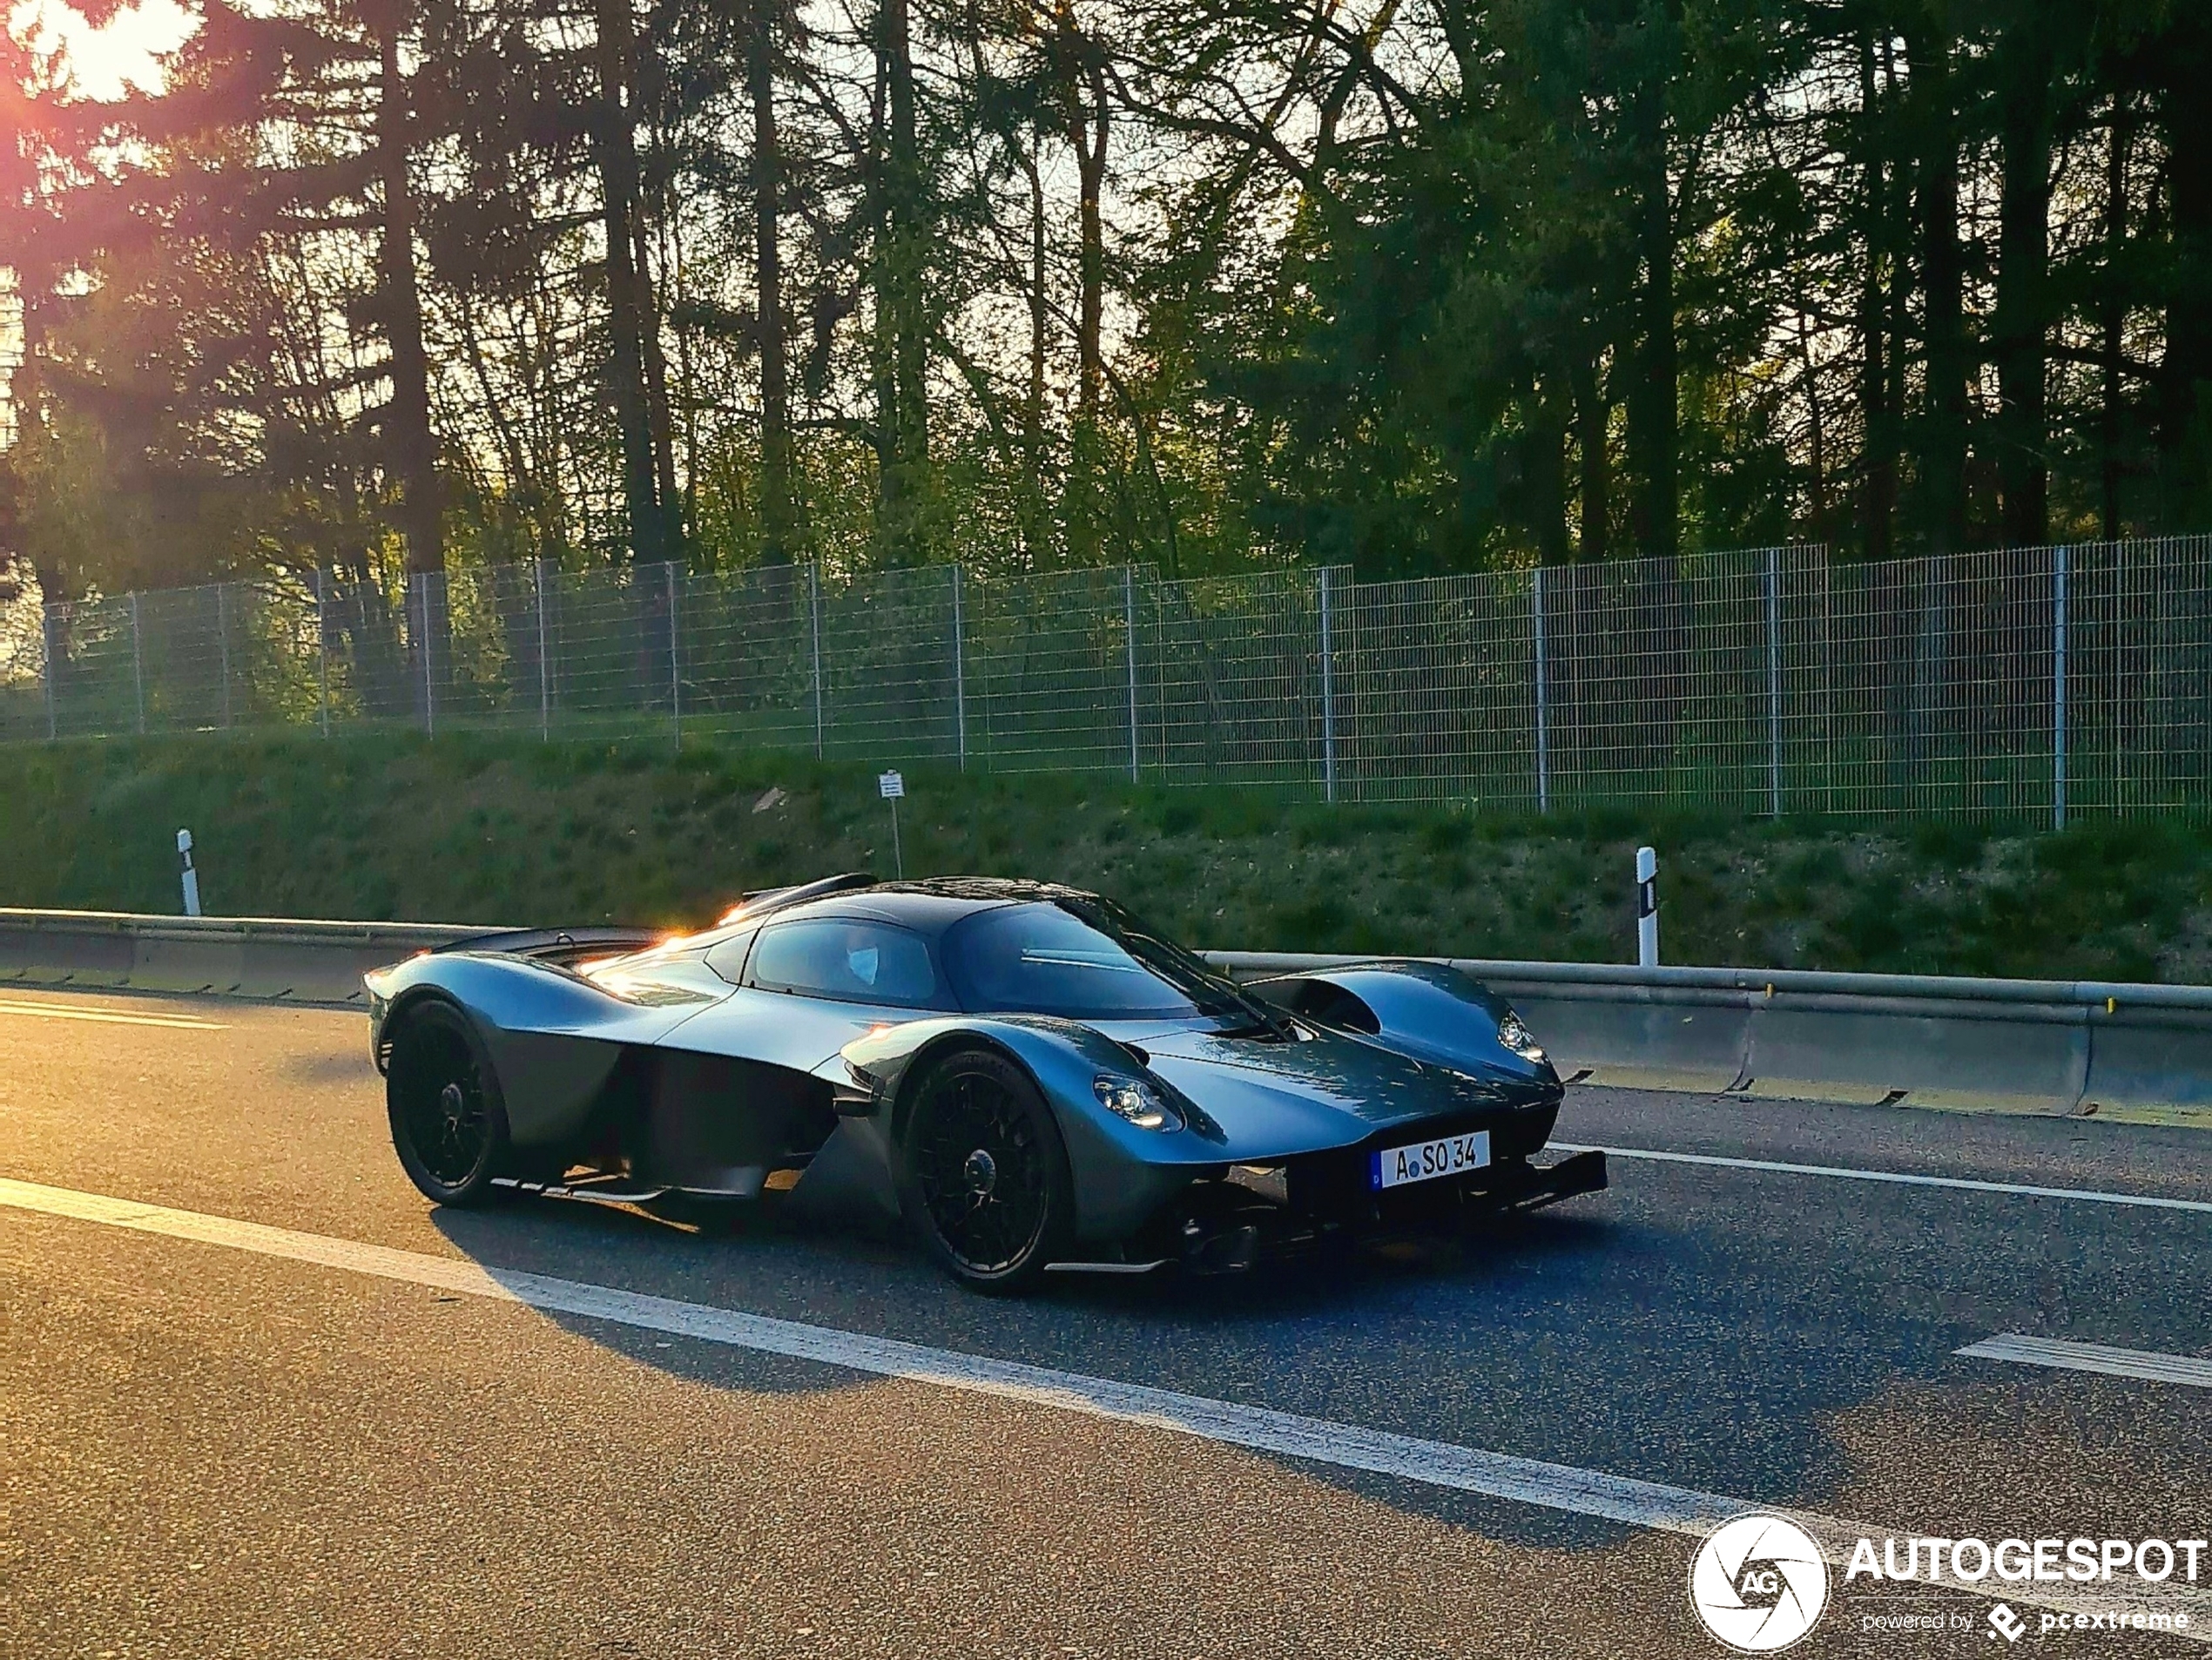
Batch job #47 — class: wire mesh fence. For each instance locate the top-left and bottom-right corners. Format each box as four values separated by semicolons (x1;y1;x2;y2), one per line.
5;536;2211;821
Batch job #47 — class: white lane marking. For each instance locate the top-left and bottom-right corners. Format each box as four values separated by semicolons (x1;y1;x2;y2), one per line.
1959;1333;2212;1388
1554;1142;2212;1216
1;1178;2207;1636
0;998;227;1031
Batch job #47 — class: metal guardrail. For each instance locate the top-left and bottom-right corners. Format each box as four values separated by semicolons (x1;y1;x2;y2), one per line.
3;908;2208;1122
1211;953;2212;1121
0;908;491;1006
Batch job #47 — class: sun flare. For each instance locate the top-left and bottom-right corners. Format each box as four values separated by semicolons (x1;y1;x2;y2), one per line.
8;0;196;102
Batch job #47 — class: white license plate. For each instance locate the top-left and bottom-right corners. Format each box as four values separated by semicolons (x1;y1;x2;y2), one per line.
1372;1130;1492;1191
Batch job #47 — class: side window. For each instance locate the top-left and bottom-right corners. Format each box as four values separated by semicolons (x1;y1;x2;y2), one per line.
745;919;943;1009
703;927;759;986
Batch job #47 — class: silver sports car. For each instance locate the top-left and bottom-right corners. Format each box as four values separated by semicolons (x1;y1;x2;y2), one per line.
366;875;1605;1290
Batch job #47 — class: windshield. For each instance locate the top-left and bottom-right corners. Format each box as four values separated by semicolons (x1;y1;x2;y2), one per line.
941;899;1250;1021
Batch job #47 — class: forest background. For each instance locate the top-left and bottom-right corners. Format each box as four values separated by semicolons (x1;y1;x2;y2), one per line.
0;0;2206;613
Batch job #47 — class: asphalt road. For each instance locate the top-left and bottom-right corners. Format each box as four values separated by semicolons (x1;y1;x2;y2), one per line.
2;986;2207;1659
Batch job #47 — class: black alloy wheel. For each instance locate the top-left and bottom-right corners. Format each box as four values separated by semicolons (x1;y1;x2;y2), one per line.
387;1000;512;1206
897;1048;1070;1291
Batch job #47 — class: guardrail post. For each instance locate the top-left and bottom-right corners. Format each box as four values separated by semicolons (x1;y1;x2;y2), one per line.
1318;565;1338;802
1765;547;1782;818
1532;566;1550;813
535;557;551;740
667;560;683;750
216;582;233;728
1124;564;1139;783
809;560;824;758
40;603;57;740
2054;544;2068;830
132;590;147;735
951;562;967;770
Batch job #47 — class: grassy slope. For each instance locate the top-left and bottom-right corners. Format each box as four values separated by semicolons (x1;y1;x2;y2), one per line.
3;731;2211;982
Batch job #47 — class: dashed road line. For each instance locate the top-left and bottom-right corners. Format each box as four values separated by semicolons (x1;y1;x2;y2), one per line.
1554;1142;2212;1215
1958;1333;2212;1388
0;997;227;1030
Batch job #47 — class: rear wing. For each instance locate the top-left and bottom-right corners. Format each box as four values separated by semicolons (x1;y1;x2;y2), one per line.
433;927;668;967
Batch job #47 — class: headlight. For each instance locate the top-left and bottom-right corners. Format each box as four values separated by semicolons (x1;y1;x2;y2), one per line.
1094;1074;1183;1131
1497;1011;1546;1063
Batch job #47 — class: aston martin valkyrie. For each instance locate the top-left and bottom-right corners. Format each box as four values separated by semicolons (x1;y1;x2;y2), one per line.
365;875;1604;1290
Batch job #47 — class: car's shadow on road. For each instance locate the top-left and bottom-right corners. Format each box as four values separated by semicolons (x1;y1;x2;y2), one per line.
421;1178;1898;1554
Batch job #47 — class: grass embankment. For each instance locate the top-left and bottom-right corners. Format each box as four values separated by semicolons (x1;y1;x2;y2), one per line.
3;731;2210;982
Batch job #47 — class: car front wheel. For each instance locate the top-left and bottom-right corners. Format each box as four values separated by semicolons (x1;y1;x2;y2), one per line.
895;1047;1072;1292
386;1000;513;1206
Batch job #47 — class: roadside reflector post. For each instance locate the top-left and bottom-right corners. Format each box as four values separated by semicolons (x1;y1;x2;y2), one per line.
1635;845;1658;968
179;828;202;918
879;769;905;878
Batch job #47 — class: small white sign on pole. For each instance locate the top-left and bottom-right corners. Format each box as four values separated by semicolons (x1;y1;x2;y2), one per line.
879;772;905;877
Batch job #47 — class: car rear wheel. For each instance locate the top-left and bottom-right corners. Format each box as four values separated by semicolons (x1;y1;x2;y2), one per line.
387;1000;513;1206
895;1048;1071;1292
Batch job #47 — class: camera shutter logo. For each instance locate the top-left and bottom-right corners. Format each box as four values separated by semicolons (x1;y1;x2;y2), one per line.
1689;1514;1831;1652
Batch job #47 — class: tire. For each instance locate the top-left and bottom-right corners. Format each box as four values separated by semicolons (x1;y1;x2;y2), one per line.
386;1000;514;1207
894;1047;1073;1292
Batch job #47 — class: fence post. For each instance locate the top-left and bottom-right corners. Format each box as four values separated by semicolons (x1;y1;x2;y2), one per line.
2054;543;2068;830
132;590;147;735
667;560;683;750
951;562;967;770
417;572;435;737
1318;565;1338;802
216;582;233;728
809;560;824;758
1765;547;1782;818
535;558;551;740
1124;564;1139;783
40;603;57;740
1532;566;1550;813
314;571;329;738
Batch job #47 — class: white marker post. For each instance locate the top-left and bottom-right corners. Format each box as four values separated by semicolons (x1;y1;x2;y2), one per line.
879;771;905;879
1635;846;1658;968
178;828;203;918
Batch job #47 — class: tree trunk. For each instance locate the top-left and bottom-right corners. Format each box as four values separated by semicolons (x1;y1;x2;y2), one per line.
1858;34;1896;561
2101;94;2134;542
1574;347;1609;562
1908;26;1970;553
1624;74;1676;563
1022;145;1049;569
873;0;929;563
1530;377;1571;565
2158;21;2212;520
374;12;441;578
634;212;682;557
1064;15;1108;565
592;0;665;566
751;0;797;565
1993;20;2053;548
